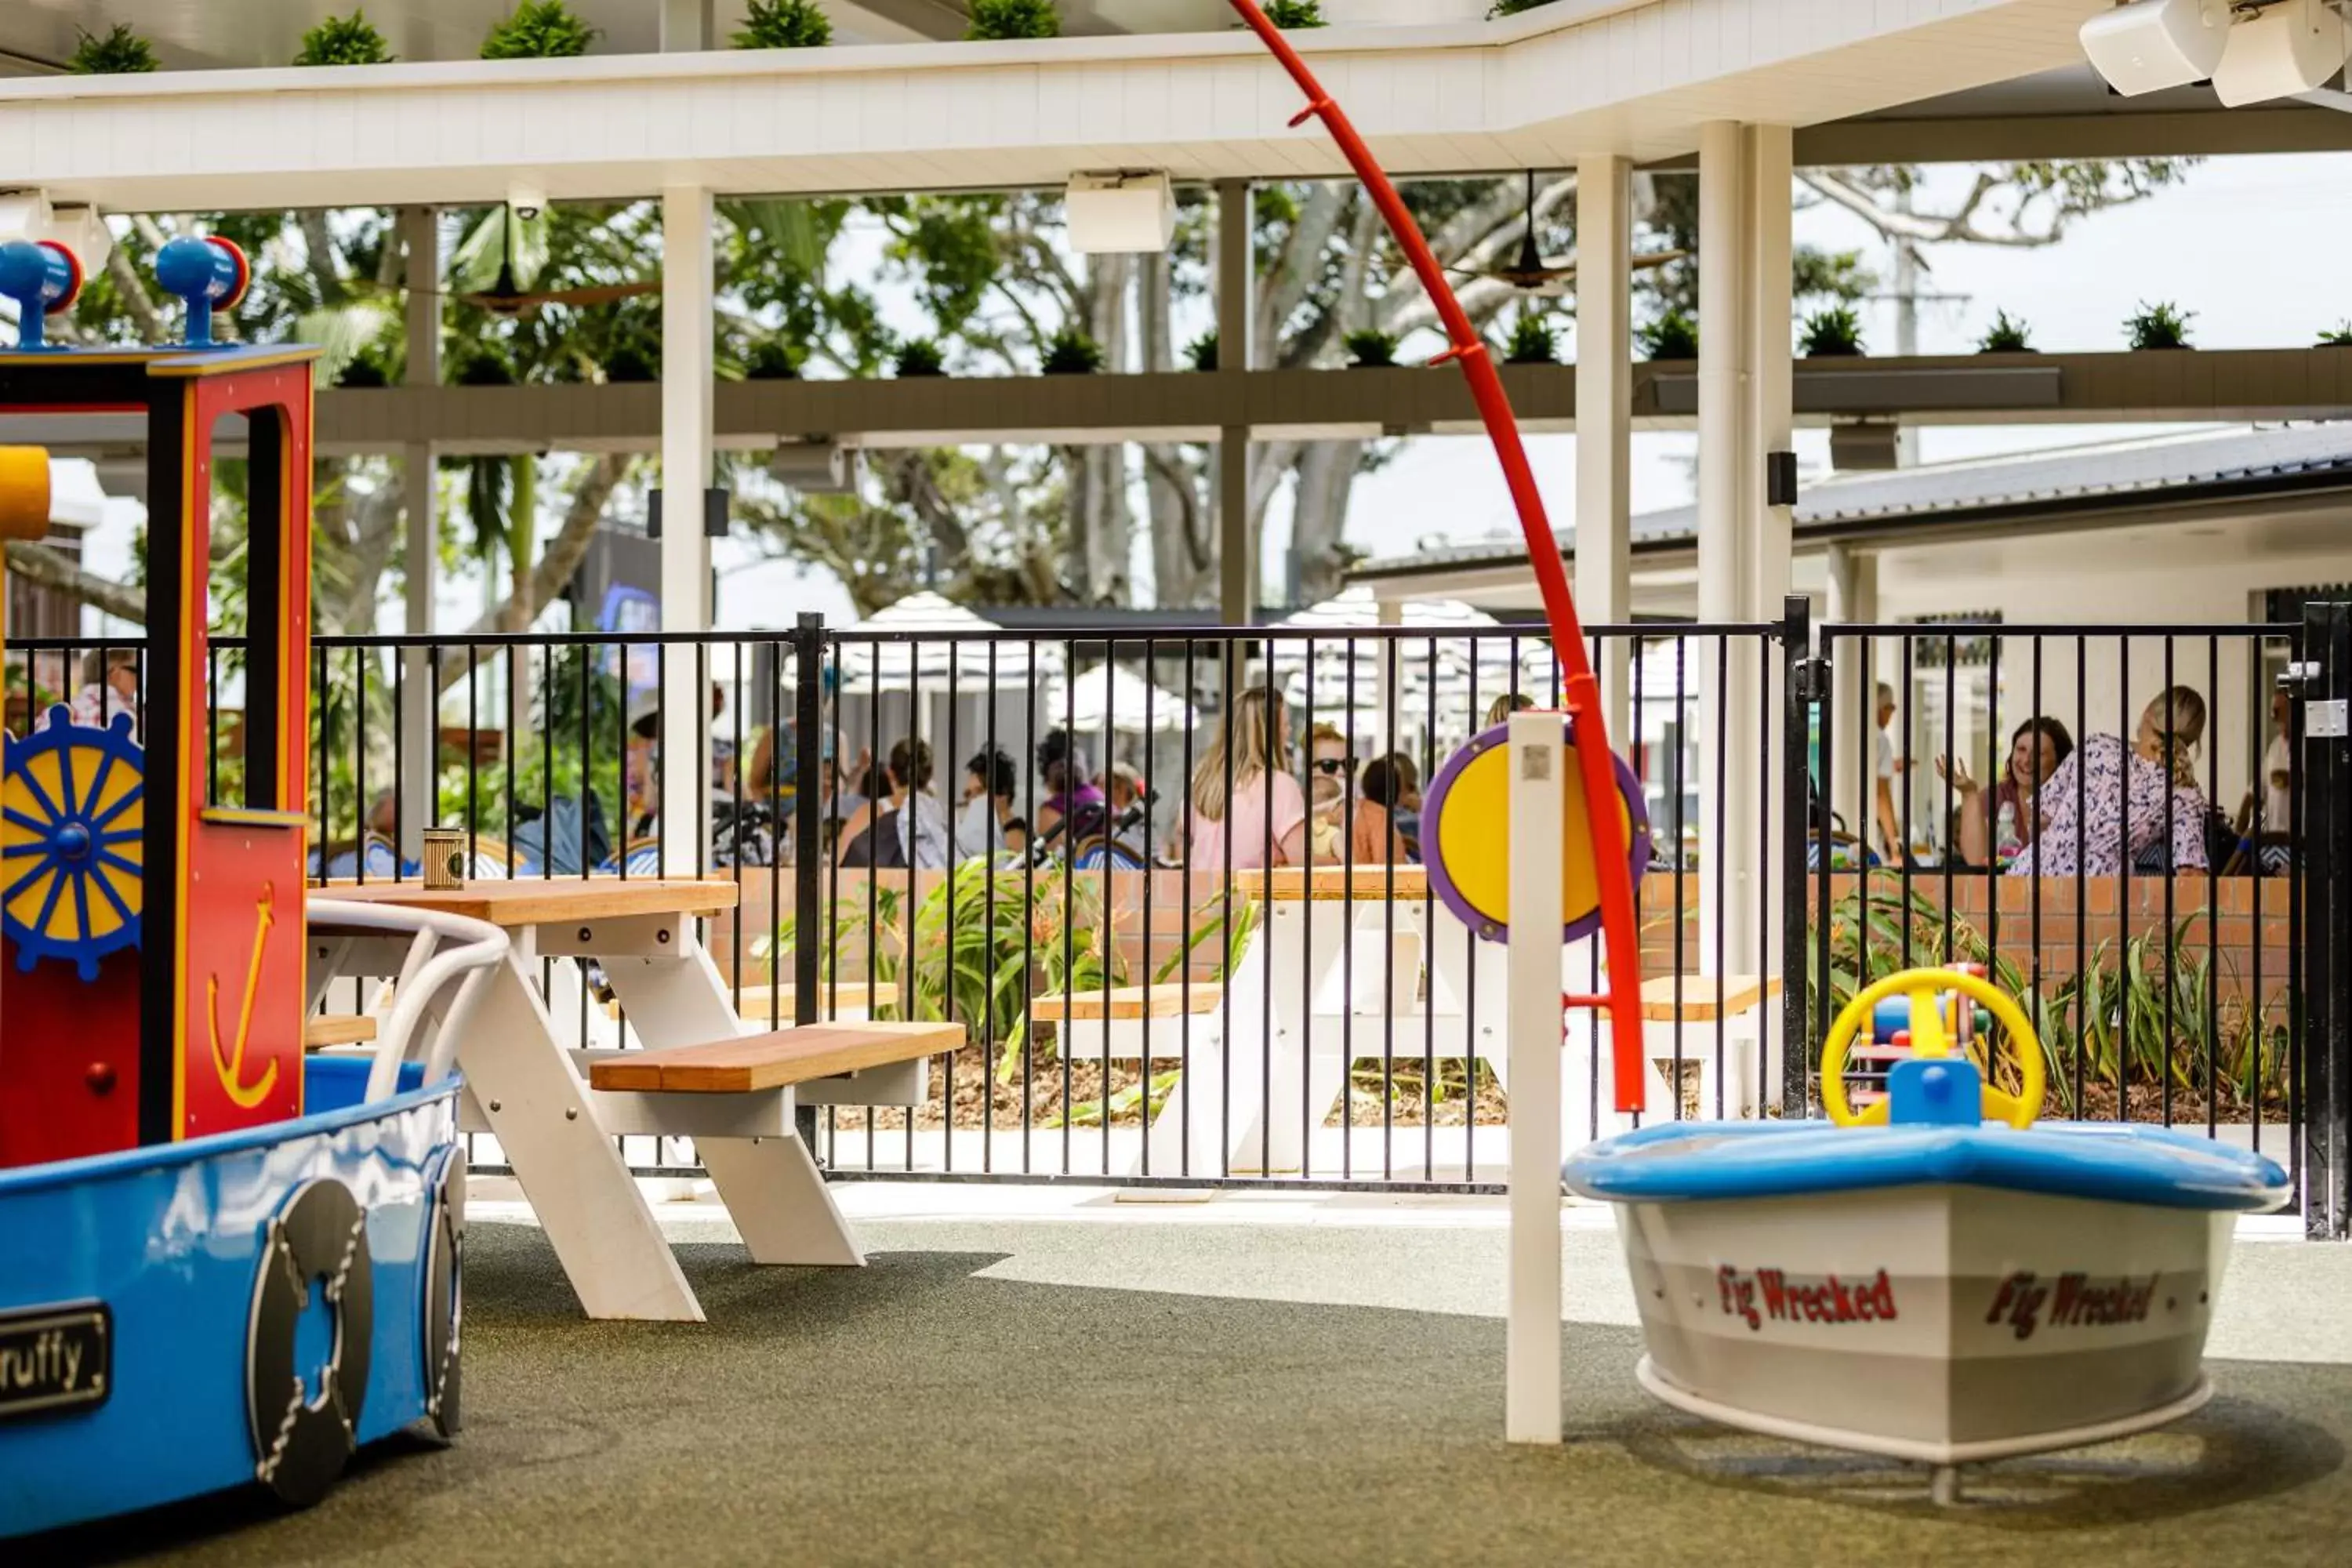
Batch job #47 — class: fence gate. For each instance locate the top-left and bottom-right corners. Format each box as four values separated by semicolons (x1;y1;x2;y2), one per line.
2301;602;2351;1240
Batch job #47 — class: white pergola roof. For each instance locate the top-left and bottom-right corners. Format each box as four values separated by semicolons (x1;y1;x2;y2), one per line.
0;2;1269;71
0;1;2111;211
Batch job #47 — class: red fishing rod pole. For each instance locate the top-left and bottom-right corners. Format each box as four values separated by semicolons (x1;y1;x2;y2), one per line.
1223;0;1647;1112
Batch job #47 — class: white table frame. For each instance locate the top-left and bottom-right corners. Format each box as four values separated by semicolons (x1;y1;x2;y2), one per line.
313;889;862;1323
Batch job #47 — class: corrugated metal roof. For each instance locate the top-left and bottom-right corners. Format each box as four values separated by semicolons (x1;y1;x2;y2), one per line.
1353;423;2352;579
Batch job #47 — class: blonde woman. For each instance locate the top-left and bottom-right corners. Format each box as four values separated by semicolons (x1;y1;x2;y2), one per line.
1185;686;1308;871
2009;687;2211;877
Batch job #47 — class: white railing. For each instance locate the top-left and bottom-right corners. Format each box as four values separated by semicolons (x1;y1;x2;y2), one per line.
306;899;510;1103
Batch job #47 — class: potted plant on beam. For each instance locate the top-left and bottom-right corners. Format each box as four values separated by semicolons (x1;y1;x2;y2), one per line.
2125;301;2195;351
1345;328;1400;368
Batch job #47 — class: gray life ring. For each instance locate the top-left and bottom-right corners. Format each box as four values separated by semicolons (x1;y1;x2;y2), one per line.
421;1145;465;1439
245;1177;374;1506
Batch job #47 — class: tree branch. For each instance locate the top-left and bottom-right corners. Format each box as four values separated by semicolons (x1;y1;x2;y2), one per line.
105;242;166;343
7;540;147;623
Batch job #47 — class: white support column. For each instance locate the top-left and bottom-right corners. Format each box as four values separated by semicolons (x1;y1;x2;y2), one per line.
399;205;439;858
1825;545;1878;827
1573;155;1634;744
1742;126;1795;619
1740;125;1793;1012
1504;710;1566;1446
1218;178;1255;629
659;185;715;873
1695;122;1754;981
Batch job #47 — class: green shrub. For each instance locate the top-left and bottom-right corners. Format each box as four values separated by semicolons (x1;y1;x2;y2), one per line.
1185;330;1219;372
744;340;803;379
336;350;392;388
2319;321;2352;347
481;1;599;59
893;338;946;377
1637;309;1697;361
449;343;517;386
69;24;159;74
733;0;833;48
1977;309;2034;354
967;0;1061;40
1262;0;1327;25
1799;305;1864;358
1344;328;1399;368
1041;326;1105;374
1504;316;1557;365
295;12;394;66
2124;299;2194;350
1487;0;1558;15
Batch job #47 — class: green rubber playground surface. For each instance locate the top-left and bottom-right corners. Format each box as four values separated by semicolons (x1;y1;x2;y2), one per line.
31;1212;2352;1567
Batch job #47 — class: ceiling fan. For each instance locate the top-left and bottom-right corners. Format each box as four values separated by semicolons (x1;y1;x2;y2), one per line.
1446;171;1686;297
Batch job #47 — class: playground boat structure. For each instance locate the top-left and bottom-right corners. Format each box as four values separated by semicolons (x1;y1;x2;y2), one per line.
0;234;506;1538
1211;5;2293;1488
1563;967;2292;1495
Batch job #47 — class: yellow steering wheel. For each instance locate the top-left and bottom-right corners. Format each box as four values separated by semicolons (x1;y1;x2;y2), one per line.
1821;967;2045;1130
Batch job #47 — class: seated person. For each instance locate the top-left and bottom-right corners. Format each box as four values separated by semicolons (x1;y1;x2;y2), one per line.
2008;688;2211;877
1305;722;1350;862
1485;691;1535;728
1182;687;1307;871
956;745;1024;861
837;738;950;869
1936;717;2072;866
1349;756;1414;866
1034;730;1105;849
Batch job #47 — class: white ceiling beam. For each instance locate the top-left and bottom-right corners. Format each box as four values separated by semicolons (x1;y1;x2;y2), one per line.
0;0;2107;212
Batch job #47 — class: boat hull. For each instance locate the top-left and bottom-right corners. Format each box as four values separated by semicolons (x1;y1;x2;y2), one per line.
0;1061;461;1539
1614;1184;2233;1463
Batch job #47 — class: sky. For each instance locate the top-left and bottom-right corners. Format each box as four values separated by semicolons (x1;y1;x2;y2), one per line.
66;151;2352;632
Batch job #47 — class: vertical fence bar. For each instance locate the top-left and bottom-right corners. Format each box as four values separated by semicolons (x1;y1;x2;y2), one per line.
793;619;824;1059
2303;602;2349;1237
1780;596;1812;1116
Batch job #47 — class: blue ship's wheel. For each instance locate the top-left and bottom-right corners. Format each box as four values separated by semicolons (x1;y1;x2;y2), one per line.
2;707;143;981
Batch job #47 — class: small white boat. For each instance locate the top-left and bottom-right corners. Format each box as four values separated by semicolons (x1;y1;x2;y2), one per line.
1563;968;2289;1481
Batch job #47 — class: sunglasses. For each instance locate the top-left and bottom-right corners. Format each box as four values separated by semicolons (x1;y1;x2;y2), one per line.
1312;757;1354;775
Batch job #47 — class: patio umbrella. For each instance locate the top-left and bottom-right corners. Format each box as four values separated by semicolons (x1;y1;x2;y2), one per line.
1054;662;1198;733
831;591;1062;690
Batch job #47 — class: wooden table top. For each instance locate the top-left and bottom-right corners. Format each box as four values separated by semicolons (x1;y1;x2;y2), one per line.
318;877;739;927
1230;866;1430;902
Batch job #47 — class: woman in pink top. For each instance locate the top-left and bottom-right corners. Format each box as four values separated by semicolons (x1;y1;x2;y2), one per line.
1184;686;1310;871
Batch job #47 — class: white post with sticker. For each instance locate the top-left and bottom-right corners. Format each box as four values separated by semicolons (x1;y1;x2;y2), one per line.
1505;710;1567;1444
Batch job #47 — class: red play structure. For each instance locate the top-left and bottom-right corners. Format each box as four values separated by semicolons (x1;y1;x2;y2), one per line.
1225;1;1649;1112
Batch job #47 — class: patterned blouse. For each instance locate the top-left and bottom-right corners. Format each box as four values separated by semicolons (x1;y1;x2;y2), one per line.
2006;733;2208;877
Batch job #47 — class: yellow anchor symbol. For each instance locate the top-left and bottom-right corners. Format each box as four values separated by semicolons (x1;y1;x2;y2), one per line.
208;881;278;1109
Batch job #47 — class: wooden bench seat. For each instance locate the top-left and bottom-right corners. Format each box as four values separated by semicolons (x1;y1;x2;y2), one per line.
1029;982;1225;1025
605;979;901;1023
1639;974;1780;1022
588;1021;964;1094
304;1014;378;1050
728;980;900;1022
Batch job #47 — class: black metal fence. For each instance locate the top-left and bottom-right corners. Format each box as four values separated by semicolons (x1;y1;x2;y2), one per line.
9;602;2348;1230
1790;605;2345;1236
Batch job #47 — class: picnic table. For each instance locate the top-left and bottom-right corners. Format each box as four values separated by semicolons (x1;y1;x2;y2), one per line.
315;878;954;1321
1166;865;1523;1175
1123;867;1784;1174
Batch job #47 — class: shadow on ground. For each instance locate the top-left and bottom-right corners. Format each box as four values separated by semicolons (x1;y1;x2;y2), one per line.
25;1221;2351;1568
